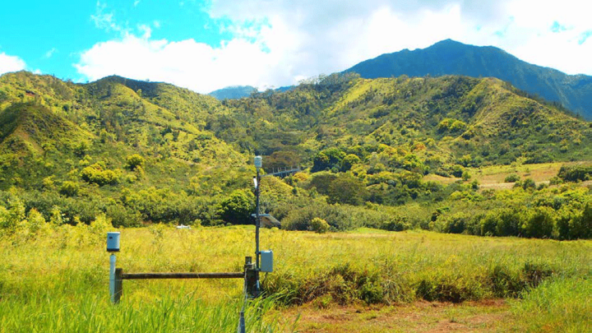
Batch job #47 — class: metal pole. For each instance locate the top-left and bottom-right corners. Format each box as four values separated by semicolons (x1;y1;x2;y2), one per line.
109;254;116;303
237;311;246;333
255;168;261;270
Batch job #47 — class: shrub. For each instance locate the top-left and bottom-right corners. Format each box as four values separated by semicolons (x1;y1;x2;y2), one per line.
218;189;255;225
59;181;79;197
557;164;592;182
309;217;330;233
125;154;145;171
495;209;522;237
505;174;521;182
522;178;536;191
340;154;360;172
568;204;592;239
81;164;119;186
444;212;472;234
327;173;367;205
523;207;556;238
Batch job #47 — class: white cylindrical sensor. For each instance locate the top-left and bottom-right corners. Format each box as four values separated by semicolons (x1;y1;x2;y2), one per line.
254;156;263;169
107;232;120;252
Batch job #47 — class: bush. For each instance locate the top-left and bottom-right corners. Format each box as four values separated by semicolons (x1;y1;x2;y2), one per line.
327;174;367;205
340;154;360;172
444;212;472;234
81;164;119;186
522;178;536;190
282;203;377;231
505;174;521;182
59;181;79;197
567;204;592;239
558;164;592;182
523;207;556;238
125;154;145;171
217;189;255;225
309;217;330;233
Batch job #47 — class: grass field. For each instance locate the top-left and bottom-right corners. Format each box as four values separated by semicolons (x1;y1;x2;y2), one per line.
0;225;590;332
425;162;592;191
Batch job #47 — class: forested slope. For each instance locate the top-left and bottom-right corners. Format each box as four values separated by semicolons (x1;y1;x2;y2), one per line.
1;71;591;239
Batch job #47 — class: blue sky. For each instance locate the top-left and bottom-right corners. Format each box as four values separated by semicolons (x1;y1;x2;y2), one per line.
1;0;592;93
0;0;231;81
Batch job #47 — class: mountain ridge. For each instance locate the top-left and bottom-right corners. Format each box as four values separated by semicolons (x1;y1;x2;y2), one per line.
345;39;592;119
1;71;592;228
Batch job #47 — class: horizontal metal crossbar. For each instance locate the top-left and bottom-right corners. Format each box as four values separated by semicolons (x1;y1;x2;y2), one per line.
121;272;244;280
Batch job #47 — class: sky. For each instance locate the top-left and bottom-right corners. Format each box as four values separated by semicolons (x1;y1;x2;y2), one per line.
1;0;592;93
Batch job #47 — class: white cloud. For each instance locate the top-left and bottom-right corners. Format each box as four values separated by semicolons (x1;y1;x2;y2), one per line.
75;34;274;93
76;0;592;93
45;48;58;59
0;53;26;75
91;1;126;33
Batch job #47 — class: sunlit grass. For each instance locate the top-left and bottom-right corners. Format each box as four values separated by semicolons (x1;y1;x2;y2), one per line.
0;225;590;331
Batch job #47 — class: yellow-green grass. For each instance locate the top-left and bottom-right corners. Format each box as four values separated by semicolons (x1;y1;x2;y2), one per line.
425;161;592;190
0;225;590;332
470;162;566;184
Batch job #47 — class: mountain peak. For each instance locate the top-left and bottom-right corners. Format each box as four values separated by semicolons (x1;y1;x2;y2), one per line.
344;39;592;119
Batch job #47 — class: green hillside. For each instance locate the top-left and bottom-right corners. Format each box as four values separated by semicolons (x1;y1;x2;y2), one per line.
1;71;592;240
217;73;592;168
345;39;592;120
208;85;257;100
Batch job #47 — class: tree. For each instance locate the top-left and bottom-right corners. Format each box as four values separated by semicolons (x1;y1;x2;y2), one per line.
341;154;361;172
59;181;79;197
327;174;367;206
523;207;555;238
218;190;255;225
125;154;145;171
312;148;346;172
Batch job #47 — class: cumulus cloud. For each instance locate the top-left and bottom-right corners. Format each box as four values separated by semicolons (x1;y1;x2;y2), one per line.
76;0;592;93
75;34;275;93
0;53;26;75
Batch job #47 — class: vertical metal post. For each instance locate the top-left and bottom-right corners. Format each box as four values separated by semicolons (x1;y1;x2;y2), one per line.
237;311;246;333
109;254;116;303
256;167;260;270
255;167;261;293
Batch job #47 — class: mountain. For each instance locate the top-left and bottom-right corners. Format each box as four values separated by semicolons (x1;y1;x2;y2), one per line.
1;71;592;228
218;73;592;167
345;39;592;119
208;85;257;100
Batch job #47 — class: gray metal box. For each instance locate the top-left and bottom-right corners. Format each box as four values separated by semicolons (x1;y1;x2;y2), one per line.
260;250;273;273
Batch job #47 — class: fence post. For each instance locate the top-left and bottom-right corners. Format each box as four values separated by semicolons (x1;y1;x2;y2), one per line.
245;256;258;297
114;268;123;304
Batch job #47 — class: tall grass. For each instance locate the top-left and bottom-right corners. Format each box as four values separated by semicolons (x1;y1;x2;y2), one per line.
0;225;590;331
507;277;592;332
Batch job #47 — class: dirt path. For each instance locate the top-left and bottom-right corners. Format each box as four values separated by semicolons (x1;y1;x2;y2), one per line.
274;300;511;333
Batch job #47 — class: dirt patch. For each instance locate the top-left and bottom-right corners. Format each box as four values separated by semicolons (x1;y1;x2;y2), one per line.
274;299;511;333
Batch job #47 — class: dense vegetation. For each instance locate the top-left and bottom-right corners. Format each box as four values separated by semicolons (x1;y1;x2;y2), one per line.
208;85;257;100
346;39;592;120
1;71;592;240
